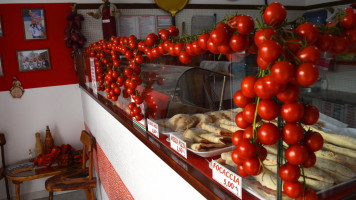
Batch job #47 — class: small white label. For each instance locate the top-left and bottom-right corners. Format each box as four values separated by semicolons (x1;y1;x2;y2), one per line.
212;160;242;199
102;19;111;23
170;134;187;159
147;119;159;138
89;57;97;95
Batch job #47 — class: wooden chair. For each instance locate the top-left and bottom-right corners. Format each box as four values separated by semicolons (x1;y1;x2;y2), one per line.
45;131;96;200
0;133;10;200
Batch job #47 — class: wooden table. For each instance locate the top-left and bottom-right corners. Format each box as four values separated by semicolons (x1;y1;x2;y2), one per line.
5;161;78;200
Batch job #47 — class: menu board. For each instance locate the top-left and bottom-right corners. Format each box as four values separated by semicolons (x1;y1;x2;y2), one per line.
119;16;156;40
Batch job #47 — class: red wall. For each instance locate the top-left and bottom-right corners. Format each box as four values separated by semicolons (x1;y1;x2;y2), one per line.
0;3;78;91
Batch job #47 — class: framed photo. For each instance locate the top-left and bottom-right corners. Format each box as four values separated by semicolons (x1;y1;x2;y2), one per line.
0;55;3;76
17;49;51;72
22;8;47;40
0;15;3;37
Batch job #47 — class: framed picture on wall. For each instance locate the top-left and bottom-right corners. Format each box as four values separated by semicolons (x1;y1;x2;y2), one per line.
0;55;3;76
21;8;47;40
0;15;3;37
17;49;51;72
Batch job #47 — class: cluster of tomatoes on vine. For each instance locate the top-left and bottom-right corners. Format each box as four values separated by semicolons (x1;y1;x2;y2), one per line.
229;3;356;200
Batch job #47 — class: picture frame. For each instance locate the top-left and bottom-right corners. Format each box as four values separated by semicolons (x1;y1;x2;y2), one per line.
21;8;47;40
0;15;3;37
0;55;3;76
17;49;51;72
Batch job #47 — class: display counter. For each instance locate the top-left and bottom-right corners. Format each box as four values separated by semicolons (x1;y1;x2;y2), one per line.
76;51;356;200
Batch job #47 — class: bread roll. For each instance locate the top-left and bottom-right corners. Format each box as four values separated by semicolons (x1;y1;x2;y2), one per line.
323;143;356;159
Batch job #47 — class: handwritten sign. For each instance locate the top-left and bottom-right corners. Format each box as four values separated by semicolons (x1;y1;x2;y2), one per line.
147;119;159;138
212;160;242;199
170;134;187;159
89;57;97;95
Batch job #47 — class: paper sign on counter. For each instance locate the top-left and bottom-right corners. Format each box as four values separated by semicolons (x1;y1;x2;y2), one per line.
147;119;159;138
170;134;187;159
89;57;97;96
212;160;242;199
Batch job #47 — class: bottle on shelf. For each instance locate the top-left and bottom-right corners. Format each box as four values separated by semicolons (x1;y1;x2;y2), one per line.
45;126;54;152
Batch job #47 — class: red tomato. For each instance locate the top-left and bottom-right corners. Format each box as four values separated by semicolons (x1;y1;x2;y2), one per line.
254;28;278;48
128;102;136;110
283;181;304;199
135;55;144;64
168;43;177;56
158;43;167;55
236;15;254;35
339;9;356;29
304;131;324;152
179;51;192;64
243;103;257;124
257;99;279;120
135;114;144;121
232;130;244;147
279;163;301;182
259;40;282;63
285;38;302;53
185;43;195;56
344;28;356;44
229;34;249;52
257;123;280;145
257;145;267;161
303;151;316;168
285;144;309;165
256;55;270;70
207;38;220;54
233;90;252;108
217;43;233;55
237;139;257;159
163;40;171;52
241;76;258;98
295;22;320;44
132;106;142;115
174;43;184;56
296;63;319;87
297;45;321;64
158;29;170;41
330;36;349;54
315;34;333;52
210;28;229;46
301;105;319;125
151;47;162;59
168;26;179;36
254;76;283;100
145;33;158;47
263;2;287;27
271;61;295;84
243;158;263;175
243;126;255;141
237;165;250;177
282;123;304;145
198;33;210;50
192;40;206;55
235;112;251;129
277;83;300;104
232;149;244;165
281;101;305;123
298;189;318;200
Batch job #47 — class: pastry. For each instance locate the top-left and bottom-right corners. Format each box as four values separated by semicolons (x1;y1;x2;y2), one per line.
183;129;210;143
160;114;198;131
201;123;233;136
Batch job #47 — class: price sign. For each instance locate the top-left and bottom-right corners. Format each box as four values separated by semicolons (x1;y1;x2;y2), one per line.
89;57;97;95
170;134;187;159
147;119;159;138
212;160;242;199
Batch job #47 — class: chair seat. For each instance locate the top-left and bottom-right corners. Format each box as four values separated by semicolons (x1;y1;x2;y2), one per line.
45;169;97;192
0;167;4;179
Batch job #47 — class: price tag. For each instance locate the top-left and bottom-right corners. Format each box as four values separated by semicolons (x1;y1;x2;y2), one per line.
89;57;97;95
212;160;242;199
170;134;187;159
147;119;159;138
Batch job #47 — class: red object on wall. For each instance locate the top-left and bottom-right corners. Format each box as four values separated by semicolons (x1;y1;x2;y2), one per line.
0;3;78;92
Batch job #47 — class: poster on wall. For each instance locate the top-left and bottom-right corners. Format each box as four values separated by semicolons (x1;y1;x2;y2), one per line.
21;8;47;40
0;15;3;37
17;49;51;72
0;55;3;76
119;16;156;40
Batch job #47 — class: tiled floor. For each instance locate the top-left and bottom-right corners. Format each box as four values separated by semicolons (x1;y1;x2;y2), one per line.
33;190;87;200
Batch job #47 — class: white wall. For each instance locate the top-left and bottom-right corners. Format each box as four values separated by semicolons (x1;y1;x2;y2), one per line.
81;90;206;200
0;84;84;199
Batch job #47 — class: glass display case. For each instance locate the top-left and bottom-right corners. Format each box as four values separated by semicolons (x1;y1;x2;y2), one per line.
77;51;356;200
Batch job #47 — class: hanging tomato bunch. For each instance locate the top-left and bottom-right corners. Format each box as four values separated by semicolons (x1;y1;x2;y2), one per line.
86;3;355;199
